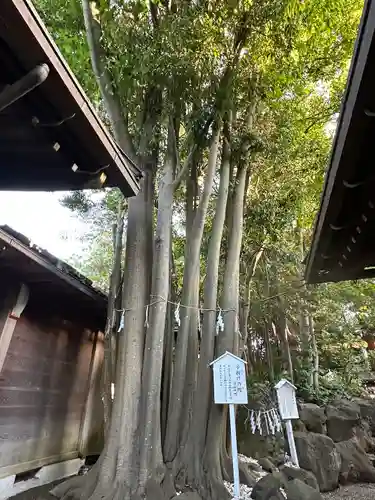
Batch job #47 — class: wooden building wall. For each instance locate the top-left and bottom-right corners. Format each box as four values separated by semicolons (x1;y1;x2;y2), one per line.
0;287;104;477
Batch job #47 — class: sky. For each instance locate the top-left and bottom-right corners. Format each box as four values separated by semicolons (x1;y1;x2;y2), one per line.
0;191;85;261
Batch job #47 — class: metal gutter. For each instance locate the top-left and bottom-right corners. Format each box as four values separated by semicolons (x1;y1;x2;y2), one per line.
0;63;49;112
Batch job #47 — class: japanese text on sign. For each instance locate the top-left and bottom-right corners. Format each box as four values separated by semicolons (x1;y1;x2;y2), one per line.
212;355;248;404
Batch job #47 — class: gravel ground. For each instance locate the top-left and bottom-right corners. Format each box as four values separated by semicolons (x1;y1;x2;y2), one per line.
10;479;63;500
323;484;375;499
10;480;375;500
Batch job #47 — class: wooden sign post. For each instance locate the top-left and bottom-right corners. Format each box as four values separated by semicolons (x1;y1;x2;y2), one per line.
275;379;299;467
210;352;248;499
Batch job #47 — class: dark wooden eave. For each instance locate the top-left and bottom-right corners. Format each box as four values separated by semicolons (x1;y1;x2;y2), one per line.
0;225;107;328
0;0;140;195
305;0;375;284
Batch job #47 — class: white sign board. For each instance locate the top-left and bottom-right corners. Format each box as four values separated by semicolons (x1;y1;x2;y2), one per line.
210;352;248;405
275;379;299;420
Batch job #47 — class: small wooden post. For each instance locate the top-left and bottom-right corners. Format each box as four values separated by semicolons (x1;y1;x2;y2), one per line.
78;330;102;456
275;379;299;467
0;283;29;373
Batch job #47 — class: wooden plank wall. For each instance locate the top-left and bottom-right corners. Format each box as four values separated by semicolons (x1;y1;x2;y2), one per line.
0;299;95;475
87;335;104;454
79;334;104;456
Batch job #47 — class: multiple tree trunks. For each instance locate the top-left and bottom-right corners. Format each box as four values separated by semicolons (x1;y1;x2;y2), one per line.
42;0;361;498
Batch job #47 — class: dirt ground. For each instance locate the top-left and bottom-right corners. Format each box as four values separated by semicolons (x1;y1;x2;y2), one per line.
10;479;64;500
323;483;375;500
11;480;375;500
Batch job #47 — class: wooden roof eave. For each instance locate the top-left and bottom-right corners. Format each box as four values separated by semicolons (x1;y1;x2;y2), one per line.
305;0;375;284
0;0;140;196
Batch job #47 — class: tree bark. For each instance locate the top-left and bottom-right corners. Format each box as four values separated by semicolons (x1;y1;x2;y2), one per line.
138;121;176;486
187;121;231;482
161;243;175;446
221;163;248;355
309;315;319;391
81;0;136;160
241;246;264;367
52;171;153;500
102;200;125;436
164;125;221;463
201;155;252;499
264;322;275;382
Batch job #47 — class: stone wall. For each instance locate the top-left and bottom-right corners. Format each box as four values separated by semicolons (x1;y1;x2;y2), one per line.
239;398;375;493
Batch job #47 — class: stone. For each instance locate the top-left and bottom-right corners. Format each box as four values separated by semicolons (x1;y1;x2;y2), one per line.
251;472;286;500
0;475;16;498
285;478;323;500
368;453;375;467
238;431;285;460
271;454;286;467
292;419;307;432
258;457;277;473
353;398;375;433
224;459;258;487
246;460;263;473
294;432;341;492
299;403;327;434
145;478;167;500
326;400;361;442
280;465;319;491
353;421;375;453
36;458;84;482
239;464;258;487
172;493;202;500
335;438;375;484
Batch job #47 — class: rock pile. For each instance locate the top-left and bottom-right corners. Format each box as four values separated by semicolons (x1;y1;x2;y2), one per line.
235;397;375;498
294;398;375;491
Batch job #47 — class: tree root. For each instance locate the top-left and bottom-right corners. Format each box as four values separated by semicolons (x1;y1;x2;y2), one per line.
50;476;85;498
50;454;241;500
160;468;177;500
221;453;256;488
200;472;230;500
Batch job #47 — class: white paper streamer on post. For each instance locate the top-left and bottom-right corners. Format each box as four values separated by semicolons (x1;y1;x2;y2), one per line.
250;411;256;434
256;411;262;435
174;302;181;326
267;410;275;435
245;407;282;436
216;308;224;335
144;304;149;328
118;311;124;333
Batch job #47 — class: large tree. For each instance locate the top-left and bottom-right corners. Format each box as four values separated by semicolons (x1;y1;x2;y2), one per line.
34;0;363;499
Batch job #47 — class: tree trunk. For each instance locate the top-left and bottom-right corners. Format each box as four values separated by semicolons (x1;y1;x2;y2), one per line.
201;157;254;498
309;315;319;391
184;122;231;486
264;322;275;382
138;122;175;486
161;243;175;446
241;246;264;368
284;322;294;383
222;163;248;355
51;170;153;500
164;125;221;463
102;201;125;436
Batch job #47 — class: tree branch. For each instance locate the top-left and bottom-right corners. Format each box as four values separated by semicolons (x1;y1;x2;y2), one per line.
172;145;197;192
149;0;159;28
81;0;137;162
